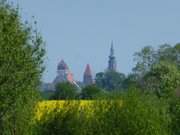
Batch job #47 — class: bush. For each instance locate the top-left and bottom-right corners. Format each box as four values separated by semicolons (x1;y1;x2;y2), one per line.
51;82;78;100
169;97;180;135
0;1;44;135
80;85;104;99
35;90;171;135
87;90;171;135
143;61;180;98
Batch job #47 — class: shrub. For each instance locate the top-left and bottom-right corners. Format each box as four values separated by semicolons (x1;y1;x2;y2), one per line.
0;1;44;134
35;90;170;135
169;97;180;135
51;82;78;100
80;85;104;99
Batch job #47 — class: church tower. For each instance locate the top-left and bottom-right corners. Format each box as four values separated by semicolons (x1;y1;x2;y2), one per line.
108;41;117;71
51;59;81;90
53;59;74;84
83;64;93;86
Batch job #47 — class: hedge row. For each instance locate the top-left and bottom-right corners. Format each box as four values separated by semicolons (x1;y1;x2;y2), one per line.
33;91;171;135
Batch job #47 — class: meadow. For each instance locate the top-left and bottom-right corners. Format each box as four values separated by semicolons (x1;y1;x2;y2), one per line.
33;93;172;135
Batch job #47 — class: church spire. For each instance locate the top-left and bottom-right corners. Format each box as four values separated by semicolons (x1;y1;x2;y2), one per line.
108;41;117;71
110;40;114;57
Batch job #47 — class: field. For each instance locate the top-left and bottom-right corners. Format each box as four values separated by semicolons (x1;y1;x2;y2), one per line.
35;100;122;121
33;97;171;135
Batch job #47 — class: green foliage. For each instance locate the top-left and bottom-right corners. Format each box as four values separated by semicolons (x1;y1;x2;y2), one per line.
169;97;180;135
143;61;180;98
40;91;54;100
51;82;78;100
36;90;171;135
0;1;45;134
121;90;170;135
95;71;126;91
95;72;105;88
80;85;104;99
133;44;180;78
35;102;82;135
0;0;179;135
133;46;156;77
93;90;171;135
122;73;140;89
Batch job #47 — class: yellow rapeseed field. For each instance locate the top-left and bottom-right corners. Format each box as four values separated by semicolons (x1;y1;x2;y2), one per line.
35;100;122;121
35;100;95;120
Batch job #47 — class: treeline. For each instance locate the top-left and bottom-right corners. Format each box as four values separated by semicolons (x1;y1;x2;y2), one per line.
47;44;180;100
35;90;180;135
38;44;180;135
97;43;180;98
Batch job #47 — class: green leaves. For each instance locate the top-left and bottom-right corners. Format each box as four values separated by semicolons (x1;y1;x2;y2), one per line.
36;90;171;135
80;85;104;99
51;82;78;100
95;71;126;91
133;44;180;78
0;1;45;134
143;61;180;98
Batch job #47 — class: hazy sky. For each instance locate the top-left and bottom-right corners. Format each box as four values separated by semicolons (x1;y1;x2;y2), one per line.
11;0;180;82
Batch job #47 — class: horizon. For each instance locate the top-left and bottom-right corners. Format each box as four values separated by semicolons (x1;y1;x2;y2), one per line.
11;0;180;82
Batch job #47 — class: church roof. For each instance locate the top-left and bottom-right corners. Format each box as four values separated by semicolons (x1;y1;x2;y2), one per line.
57;59;69;70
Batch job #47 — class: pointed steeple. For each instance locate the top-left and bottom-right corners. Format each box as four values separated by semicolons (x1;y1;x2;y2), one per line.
110;40;114;57
83;64;93;86
108;41;117;71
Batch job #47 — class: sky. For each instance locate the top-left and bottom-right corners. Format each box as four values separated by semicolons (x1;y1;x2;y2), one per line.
10;0;180;82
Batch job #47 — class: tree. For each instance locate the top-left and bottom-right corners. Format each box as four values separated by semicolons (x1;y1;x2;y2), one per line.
169;98;180;135
143;61;180;98
157;44;174;61
0;1;45;134
36;90;171;135
80;85;104;99
133;44;180;78
109;90;171;135
133;46;156;77
174;43;180;69
51;82;78;100
95;71;126;91
95;72;105;89
122;73;140;89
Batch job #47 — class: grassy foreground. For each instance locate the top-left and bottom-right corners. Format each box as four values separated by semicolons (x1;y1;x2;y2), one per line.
33;94;171;135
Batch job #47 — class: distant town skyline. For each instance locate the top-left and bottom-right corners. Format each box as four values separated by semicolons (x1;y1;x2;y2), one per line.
11;0;180;82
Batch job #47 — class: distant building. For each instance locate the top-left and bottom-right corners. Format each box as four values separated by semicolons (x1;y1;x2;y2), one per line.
53;59;80;90
40;41;119;91
83;64;94;86
53;59;74;84
108;41;117;71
